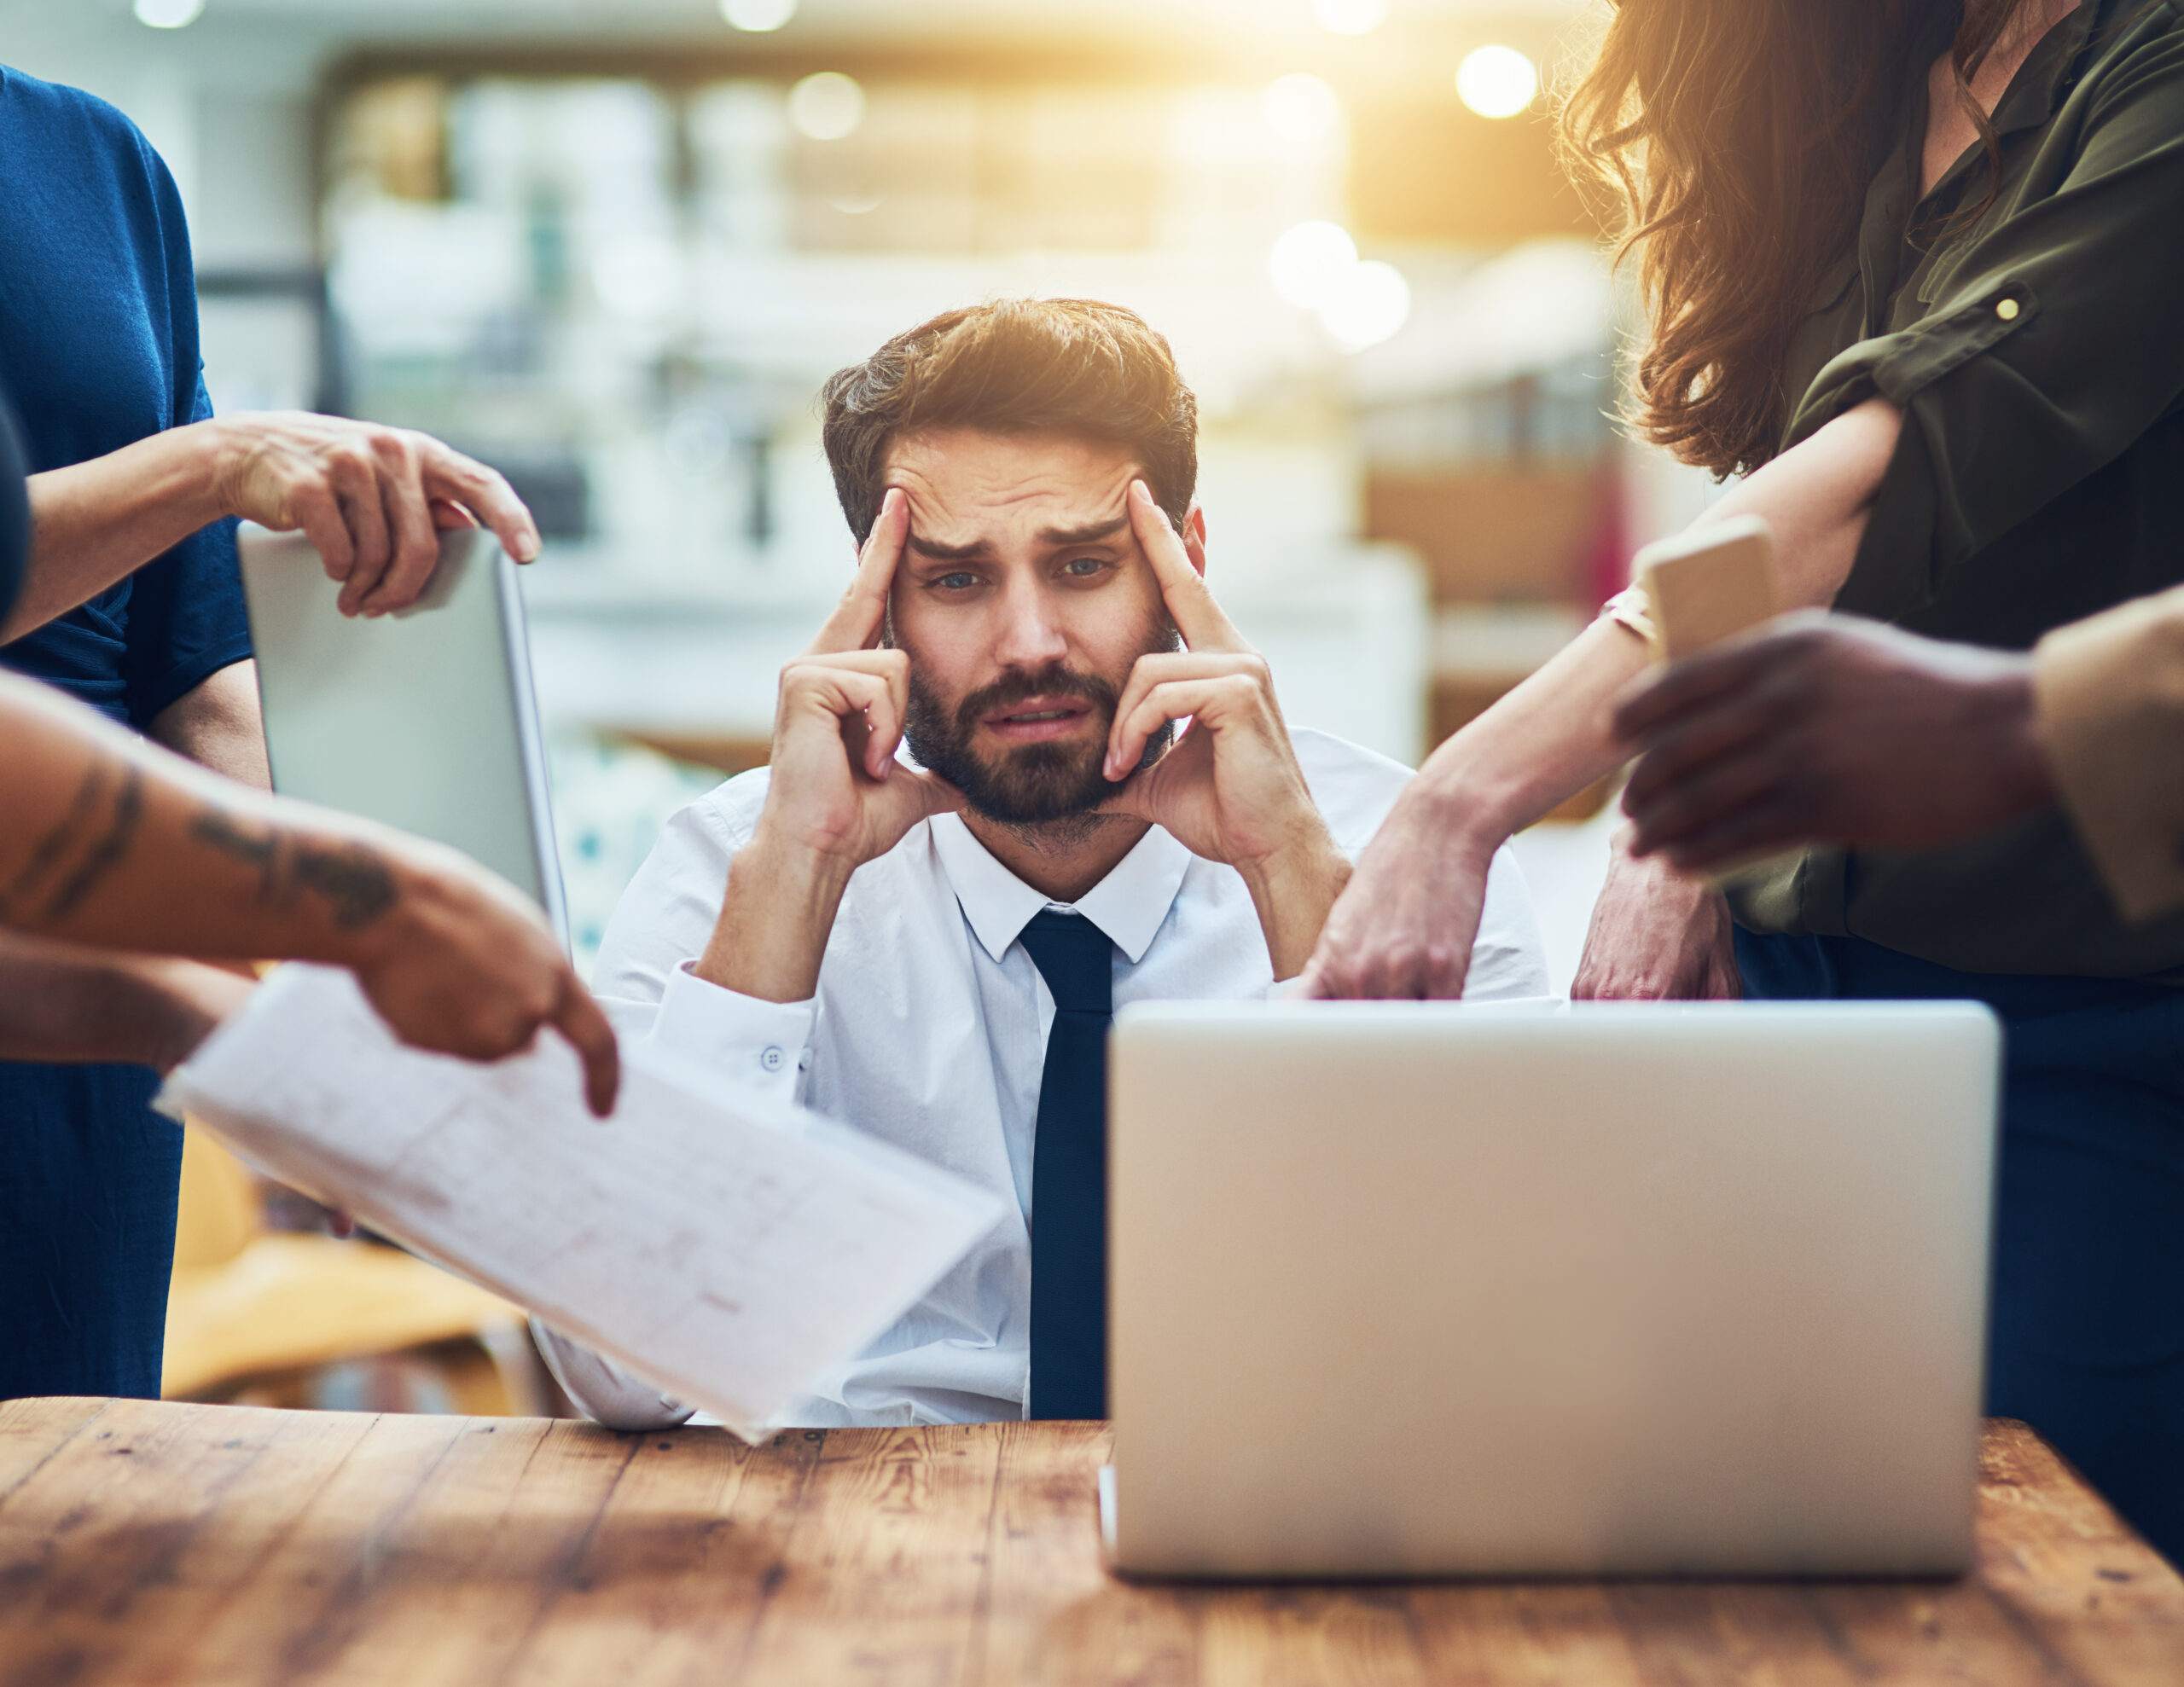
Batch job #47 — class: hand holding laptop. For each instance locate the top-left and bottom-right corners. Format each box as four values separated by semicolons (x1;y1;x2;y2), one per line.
15;414;543;645
212;412;541;618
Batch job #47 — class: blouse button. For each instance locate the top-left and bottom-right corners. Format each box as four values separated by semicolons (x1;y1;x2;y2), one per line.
760;1045;785;1073
1995;297;2021;322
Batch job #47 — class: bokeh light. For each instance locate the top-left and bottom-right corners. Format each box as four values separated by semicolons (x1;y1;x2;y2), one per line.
1312;0;1386;35
720;0;797;30
1319;258;1411;350
134;0;205;26
1269;221;1359;309
1455;46;1539;119
789;72;865;141
1262;73;1342;146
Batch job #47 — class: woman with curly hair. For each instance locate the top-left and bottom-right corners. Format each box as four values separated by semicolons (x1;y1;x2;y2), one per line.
1310;0;2184;1558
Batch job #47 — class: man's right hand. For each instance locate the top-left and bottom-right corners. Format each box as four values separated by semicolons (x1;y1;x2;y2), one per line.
758;489;965;872
348;837;620;1117
697;489;961;1003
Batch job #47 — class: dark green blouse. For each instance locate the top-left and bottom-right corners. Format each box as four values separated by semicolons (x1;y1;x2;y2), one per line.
1728;0;2184;981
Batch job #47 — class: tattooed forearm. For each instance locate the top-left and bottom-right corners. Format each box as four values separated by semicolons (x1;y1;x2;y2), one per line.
44;765;144;920
0;757;147;927
0;757;113;919
293;844;397;929
189;806;398;930
189;807;281;897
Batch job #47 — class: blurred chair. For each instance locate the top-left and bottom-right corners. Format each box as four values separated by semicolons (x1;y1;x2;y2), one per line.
165;1126;552;1415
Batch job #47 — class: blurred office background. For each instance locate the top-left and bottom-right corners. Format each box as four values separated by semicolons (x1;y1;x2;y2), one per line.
4;0;1716;1410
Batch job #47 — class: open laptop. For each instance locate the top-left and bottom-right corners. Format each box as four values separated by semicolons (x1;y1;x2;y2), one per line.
236;524;568;948
1104;1000;2001;1579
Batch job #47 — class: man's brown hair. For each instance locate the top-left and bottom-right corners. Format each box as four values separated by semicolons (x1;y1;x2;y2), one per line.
819;298;1199;542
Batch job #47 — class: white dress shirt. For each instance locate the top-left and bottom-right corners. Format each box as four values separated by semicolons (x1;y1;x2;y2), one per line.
544;726;1549;1429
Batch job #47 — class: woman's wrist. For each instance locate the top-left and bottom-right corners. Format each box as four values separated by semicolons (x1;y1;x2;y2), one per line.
192;415;258;524
1401;751;1523;867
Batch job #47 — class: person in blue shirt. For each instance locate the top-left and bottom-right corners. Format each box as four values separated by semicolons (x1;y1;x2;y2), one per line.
0;400;615;1163
0;60;566;1404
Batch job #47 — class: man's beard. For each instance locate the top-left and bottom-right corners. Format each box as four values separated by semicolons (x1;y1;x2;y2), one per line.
903;635;1176;831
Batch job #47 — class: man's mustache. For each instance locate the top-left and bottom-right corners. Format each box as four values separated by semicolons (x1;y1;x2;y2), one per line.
954;664;1120;733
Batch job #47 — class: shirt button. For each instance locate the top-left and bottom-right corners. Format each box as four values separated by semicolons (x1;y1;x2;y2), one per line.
1995;297;2021;322
759;1046;785;1074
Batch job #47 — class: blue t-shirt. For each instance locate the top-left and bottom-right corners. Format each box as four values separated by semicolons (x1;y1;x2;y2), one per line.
0;66;250;1404
0;64;248;723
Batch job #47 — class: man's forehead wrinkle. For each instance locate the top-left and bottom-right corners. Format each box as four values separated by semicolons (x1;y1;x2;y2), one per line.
884;432;1143;554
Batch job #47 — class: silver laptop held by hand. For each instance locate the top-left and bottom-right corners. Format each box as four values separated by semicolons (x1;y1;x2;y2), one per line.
1105;1000;2000;1579
237;524;567;948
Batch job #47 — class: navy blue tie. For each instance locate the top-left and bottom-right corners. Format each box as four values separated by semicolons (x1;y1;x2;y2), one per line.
1019;908;1115;1420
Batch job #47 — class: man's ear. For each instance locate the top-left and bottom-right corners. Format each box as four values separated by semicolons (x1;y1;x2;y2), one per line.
1182;506;1209;580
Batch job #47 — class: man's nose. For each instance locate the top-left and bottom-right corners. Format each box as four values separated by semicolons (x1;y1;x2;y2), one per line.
990;573;1071;668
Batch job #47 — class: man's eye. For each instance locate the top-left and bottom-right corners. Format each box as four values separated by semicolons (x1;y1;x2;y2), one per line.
1060;557;1107;578
936;572;980;590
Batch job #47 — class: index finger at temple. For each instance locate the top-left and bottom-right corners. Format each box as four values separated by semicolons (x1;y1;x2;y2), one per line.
810;488;907;655
1127;480;1243;652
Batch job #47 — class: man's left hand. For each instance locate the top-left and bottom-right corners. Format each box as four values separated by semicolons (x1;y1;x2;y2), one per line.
1570;828;1742;1000
1100;480;1347;977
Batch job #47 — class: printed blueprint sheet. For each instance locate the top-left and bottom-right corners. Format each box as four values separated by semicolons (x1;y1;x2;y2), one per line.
158;965;1001;1438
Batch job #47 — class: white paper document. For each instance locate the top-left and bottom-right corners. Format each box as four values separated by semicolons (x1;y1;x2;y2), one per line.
157;965;1002;1439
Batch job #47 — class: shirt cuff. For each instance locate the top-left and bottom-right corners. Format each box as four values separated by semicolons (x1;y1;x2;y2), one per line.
642;961;815;1107
2033;591;2184;924
1598;585;1663;657
531;1319;694;1433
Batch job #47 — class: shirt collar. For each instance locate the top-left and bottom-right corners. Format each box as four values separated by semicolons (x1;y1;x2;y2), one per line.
928;813;1193;965
1993;0;2104;141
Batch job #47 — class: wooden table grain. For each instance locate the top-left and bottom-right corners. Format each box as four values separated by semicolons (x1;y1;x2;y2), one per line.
3;1398;2179;1685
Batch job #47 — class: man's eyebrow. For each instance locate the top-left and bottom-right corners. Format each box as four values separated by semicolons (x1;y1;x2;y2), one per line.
1037;514;1130;547
905;533;994;562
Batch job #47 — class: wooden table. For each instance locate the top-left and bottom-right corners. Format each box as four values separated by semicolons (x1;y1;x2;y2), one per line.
3;1399;2180;1685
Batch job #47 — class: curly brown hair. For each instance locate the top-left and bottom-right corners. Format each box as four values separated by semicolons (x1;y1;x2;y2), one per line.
819;298;1199;543
1560;0;2035;478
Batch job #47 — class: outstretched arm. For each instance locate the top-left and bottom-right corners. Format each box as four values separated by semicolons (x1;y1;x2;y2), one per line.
0;670;619;1112
1304;396;1902;1000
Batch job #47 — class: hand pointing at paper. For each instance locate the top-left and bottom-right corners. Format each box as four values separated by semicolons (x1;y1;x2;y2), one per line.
0;671;618;1114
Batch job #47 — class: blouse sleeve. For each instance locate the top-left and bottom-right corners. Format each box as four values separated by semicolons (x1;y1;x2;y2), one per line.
1785;22;2184;623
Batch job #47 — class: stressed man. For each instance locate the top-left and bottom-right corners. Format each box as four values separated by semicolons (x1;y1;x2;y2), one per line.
544;299;1547;1429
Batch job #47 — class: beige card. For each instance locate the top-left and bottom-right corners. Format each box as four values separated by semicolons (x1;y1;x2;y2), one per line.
1634;515;1778;662
1630;515;1789;889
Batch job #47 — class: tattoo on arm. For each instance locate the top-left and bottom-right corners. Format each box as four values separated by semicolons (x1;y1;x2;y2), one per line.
0;757;147;925
45;766;143;920
189;808;398;930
